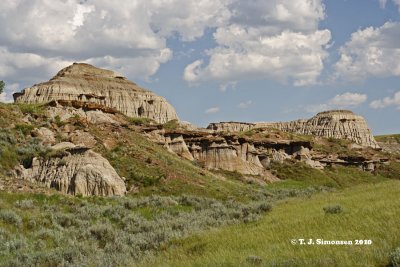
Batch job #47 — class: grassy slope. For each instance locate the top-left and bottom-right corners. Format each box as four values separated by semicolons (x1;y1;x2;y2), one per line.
88;124;278;202
0;103;275;202
375;134;400;143
142;180;400;267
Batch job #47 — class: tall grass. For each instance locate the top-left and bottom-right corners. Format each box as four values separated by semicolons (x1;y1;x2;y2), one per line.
142;180;400;267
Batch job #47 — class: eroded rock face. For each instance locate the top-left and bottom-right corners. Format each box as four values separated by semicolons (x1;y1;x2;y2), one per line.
144;126;386;179
15;144;126;196
208;110;380;149
31;127;56;145
13;63;178;123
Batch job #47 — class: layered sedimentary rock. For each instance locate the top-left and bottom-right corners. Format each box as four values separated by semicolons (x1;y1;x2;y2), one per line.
144;125;386;178
144;128;316;180
13;63;178;123
207;122;255;132
15;143;126;196
208;110;380;149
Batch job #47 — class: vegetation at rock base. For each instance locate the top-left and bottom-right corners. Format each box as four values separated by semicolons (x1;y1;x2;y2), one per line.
162;119;179;130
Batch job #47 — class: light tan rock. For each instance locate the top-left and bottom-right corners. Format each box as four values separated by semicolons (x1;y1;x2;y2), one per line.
191;141;266;176
208;110;380;148
166;136;194;161
16;148;126;196
208;122;255;132
31;127;56;145
70;130;97;148
14;63;179;124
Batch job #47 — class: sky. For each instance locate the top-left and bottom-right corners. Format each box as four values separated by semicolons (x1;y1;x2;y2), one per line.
0;0;399;135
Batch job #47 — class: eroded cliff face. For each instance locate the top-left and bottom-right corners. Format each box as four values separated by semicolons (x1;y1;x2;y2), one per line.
13;63;178;124
15;143;126;196
145;128;316;181
144;125;387;180
208;110;380;149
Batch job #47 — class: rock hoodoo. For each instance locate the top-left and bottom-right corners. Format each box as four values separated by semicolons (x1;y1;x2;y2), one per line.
15;143;126;196
13;63;178;124
208;110;380;149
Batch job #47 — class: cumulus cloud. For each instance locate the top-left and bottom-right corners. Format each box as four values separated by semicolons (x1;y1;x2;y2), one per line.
0;0;231;101
0;83;20;103
379;0;388;8
330;92;367;106
184;0;331;86
205;107;220;114
334;22;400;81
378;0;400;9
305;92;367;113
370;91;400;109
237;100;253;109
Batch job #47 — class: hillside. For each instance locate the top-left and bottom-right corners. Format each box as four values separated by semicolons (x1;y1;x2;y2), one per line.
376;134;400;154
0;63;399;266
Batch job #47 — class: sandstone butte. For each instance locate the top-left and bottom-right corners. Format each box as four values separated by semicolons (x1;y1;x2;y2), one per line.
208;110;380;149
13;63;179;124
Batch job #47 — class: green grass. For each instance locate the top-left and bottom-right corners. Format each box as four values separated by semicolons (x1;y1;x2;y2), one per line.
270;161;388;188
163;119;179;130
141;180;400;267
375;162;400;180
16;103;46;116
129;117;155;126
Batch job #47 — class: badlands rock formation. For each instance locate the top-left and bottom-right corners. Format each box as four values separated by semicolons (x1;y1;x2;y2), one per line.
15;143;126;196
208;110;380;149
145;128;314;180
13;63;178;123
144;125;386;178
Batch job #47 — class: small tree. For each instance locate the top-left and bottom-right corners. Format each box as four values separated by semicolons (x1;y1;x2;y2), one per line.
0;80;4;94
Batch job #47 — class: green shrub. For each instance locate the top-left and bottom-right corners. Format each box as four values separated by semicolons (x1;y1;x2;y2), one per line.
390;247;400;267
14;123;34;135
0;146;18;170
323;204;343;214
162;119;179;130
246;255;263;265
18;103;45;115
0;210;22;227
129;117;154;126
0;129;17;145
15;200;35;210
54;115;64;127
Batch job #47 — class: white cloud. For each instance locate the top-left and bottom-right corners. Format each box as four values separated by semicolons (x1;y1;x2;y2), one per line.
237;100;253;109
330;92;367;106
304;103;331;113
370;91;400;109
379;0;388;8
378;0;400;10
0;83;20;103
305;92;367;113
184;0;331;86
205;107;220;114
0;0;231;101
334;22;400;81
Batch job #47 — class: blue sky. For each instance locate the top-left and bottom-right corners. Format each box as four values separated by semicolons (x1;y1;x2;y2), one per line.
0;0;399;134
